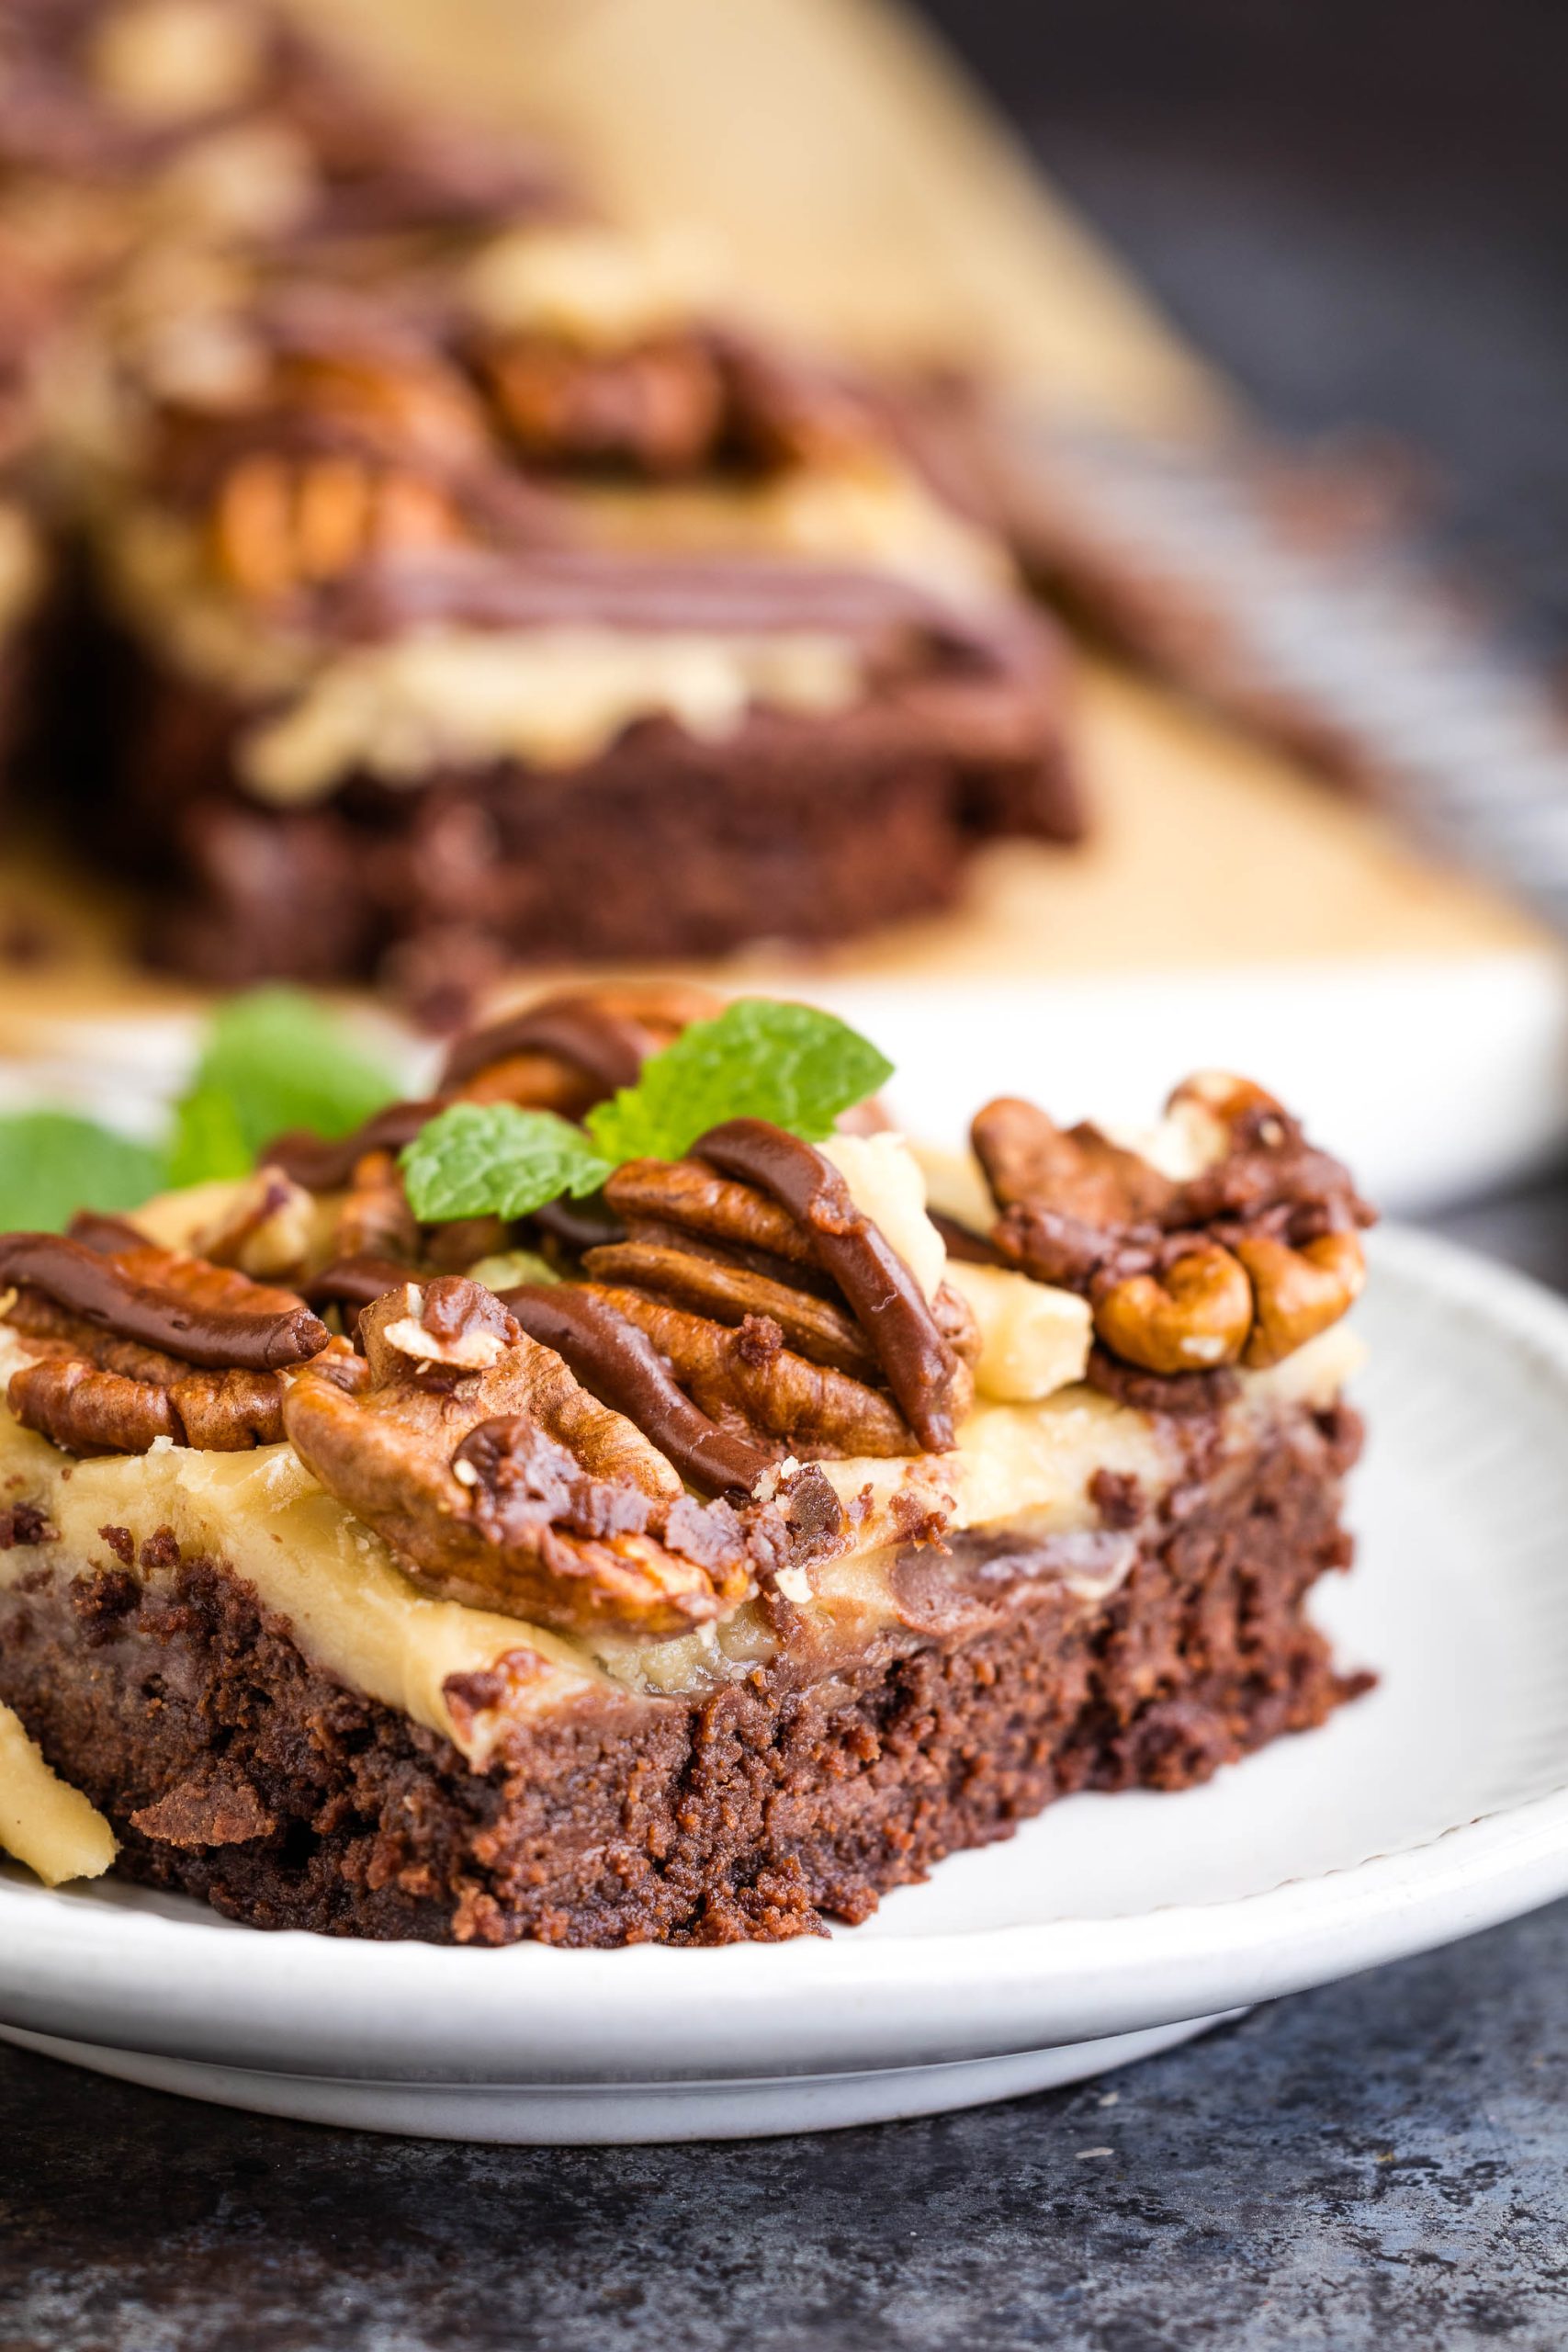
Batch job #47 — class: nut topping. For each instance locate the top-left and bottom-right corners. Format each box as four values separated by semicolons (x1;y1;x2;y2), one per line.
186;1166;325;1282
583;1124;969;1462
581;1238;879;1381
209;450;462;603
973;1075;1375;1380
1234;1231;1366;1371
505;1282;782;1498
0;1228;344;1456
439;980;722;1113
377;1275;520;1371
585;1284;916;1460
283;1288;756;1636
695;1122;963;1452
1092;1243;1255;1377
0;1232;329;1372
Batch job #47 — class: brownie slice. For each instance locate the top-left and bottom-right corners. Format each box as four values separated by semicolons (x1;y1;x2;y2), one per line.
0;1007;1373;1942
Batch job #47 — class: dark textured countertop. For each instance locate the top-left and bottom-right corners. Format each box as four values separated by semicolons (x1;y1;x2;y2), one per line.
4;1181;1568;2352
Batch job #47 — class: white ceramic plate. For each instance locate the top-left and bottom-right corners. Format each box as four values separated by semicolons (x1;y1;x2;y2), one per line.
5;1224;1568;2143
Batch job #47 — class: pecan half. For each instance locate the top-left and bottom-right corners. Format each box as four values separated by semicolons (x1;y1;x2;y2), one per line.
1;1231;335;1456
1235;1231;1366;1370
209;451;462;603
581;1238;878;1381
335;1148;422;1265
972;1074;1375;1379
1091;1242;1255;1376
695;1123;962;1452
505;1283;781;1497
479;334;728;475
603;1156;815;1274
283;1285;754;1637
263;1101;442;1193
584;1285;914;1459
0;1234;328;1372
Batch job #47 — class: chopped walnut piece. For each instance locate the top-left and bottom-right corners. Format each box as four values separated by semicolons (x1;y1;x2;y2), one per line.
186;1166;327;1282
1092;1242;1254;1376
283;1288;755;1637
1235;1231;1366;1370
377;1276;520;1371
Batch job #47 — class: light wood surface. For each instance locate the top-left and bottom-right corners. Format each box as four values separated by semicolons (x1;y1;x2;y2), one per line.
0;0;1553;1050
318;0;1228;433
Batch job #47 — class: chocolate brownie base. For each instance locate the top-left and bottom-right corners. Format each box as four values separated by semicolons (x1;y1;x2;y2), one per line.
0;1406;1366;1945
86;629;1080;985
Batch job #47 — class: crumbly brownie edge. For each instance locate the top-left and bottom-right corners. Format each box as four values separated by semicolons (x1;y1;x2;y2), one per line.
0;1404;1366;1946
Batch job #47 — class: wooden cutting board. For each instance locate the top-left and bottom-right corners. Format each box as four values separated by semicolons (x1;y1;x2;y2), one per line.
2;0;1562;1207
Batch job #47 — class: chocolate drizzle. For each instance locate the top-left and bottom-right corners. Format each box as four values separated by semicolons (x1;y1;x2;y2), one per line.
0;1234;328;1372
301;1254;415;1315
320;545;1037;674
505;1283;776;1498
263;1100;443;1191
692;1121;960;1453
440;995;649;1093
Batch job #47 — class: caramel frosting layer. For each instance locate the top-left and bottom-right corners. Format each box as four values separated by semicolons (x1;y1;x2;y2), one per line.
0;1317;1361;1759
0;1700;118;1886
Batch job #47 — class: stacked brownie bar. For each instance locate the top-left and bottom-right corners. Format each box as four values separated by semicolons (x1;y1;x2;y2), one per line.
0;0;1079;991
0;988;1371;1941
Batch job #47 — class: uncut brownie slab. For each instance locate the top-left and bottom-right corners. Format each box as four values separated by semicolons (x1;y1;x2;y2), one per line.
0;994;1371;1943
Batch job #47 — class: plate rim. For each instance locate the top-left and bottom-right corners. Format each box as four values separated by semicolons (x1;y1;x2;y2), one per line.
5;1220;1568;2086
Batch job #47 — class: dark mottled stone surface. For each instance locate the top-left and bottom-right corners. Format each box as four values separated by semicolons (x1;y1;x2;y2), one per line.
2;1181;1567;2347
2;1902;1568;2351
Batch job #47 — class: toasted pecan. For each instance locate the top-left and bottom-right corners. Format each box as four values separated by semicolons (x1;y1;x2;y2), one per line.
284;1286;752;1636
1;1231;336;1455
0;1233;328;1372
973;1075;1374;1378
694;1122;962;1452
584;1284;915;1459
581;1238;879;1380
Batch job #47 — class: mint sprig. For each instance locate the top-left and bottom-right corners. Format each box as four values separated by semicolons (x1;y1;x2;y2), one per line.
0;987;406;1229
0;1112;167;1233
586;998;892;1165
400;997;892;1224
400;1103;612;1225
171;988;400;1184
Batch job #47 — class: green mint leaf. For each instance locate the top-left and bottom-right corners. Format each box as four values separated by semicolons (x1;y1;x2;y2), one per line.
165;1085;254;1190
0;1114;165;1233
400;1103;612;1224
173;987;400;1182
585;998;893;1164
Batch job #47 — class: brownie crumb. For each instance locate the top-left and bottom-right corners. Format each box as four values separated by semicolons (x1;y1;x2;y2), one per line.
140;1526;182;1571
1089;1468;1144;1529
97;1524;136;1567
0;1502;54;1549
